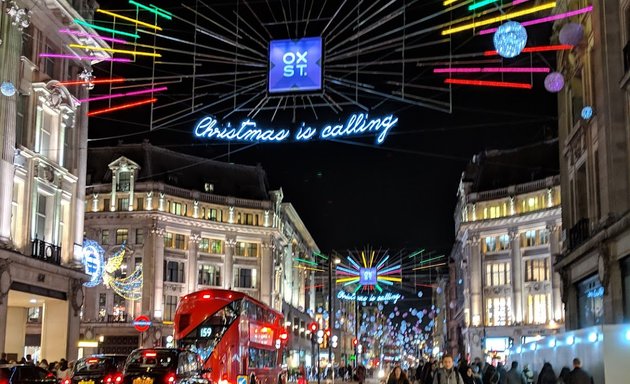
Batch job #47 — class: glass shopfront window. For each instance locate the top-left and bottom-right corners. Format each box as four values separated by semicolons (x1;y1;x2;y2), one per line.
577;275;604;327
622;256;630;321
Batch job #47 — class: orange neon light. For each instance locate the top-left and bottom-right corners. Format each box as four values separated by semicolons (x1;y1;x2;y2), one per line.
87;98;157;116
57;78;126;86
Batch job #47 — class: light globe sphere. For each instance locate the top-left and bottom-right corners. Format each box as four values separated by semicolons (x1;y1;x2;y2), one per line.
559;22;584;46
544;72;565;93
493;21;528;58
1;81;16;97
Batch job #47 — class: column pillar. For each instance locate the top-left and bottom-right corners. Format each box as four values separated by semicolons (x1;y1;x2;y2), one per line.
510;228;523;324
74;86;89;264
260;241;274;306
67;279;83;360
548;223;563;322
224;236;236;289
129;172;135;211
110;169;117;211
468;235;482;326
41;300;69;362
187;232;200;293
154;227;165;321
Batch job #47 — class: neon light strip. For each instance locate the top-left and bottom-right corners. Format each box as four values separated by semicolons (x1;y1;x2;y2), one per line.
361;251;368;268
58;78;125;86
129;0;172;20
379;279;394;286
39;53;132;62
369;251;375;268
484;44;573;56
414;255;445;267
442;2;557;35
68;44;162;57
443;0;461;5
376;255;390;269
445;78;533;89
407;249;425;259
353;285;362;294
337;277;361;283
294;258;318;266
468;0;500;11
375;284;383;293
312;251;329;260
347;257;362;271
59;29;127;44
87;98;156;116
377;276;403;282
479;5;592;35
414;263;447;270
344;280;360;286
336;270;356;276
149;3;172;16
78;86;167;103
435;67;550;73
379;269;402;276
73;19;140;39
378;264;402;275
96;9;163;31
337;265;359;275
513;0;530;4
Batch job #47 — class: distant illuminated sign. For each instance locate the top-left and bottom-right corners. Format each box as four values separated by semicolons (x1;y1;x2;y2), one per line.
337;291;402;304
269;37;322;93
249;323;274;346
359;268;377;285
199;327;213;338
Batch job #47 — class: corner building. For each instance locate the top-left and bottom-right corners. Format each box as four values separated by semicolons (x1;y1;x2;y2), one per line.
81;142;318;354
448;141;564;360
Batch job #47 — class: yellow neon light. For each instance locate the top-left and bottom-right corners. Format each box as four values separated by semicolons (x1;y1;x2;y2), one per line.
337;277;361;283
442;1;557;35
443;0;461;5
413;263;447;271
295;265;325;272
377;276;403;282
369;251;375;268
69;44;162;57
97;9;163;31
361;251;367;267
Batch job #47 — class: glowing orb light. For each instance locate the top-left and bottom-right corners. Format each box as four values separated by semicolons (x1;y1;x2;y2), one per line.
1;81;16;97
559;22;584;46
544;72;565;92
581;106;593;120
493;21;528;58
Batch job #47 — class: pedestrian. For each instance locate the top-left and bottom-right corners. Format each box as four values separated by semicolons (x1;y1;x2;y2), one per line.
415;362;424;384
557;367;571;384
432;354;464;384
38;359;49;370
461;367;476;384
57;360;71;381
506;362;526;384
522;364;534;384
357;365;366;384
497;362;507;384
0;353;8;364
483;363;500;384
536;363;556;384
388;366;411;384
25;354;34;365
566;358;593;384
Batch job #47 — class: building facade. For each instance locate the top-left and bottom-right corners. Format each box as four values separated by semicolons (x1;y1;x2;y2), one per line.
0;0;110;362
448;142;564;361
555;0;630;330
80;142;318;354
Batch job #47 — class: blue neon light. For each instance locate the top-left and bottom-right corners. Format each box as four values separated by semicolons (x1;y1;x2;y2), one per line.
82;239;105;287
337;290;401;304
269;37;322;93
359;268;378;285
193;112;398;144
376;255;390;269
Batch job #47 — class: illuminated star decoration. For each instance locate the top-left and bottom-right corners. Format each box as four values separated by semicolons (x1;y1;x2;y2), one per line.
336;249;402;294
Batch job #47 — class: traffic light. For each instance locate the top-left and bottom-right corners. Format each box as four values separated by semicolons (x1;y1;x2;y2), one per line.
352;338;358;347
308;322;319;333
325;328;331;338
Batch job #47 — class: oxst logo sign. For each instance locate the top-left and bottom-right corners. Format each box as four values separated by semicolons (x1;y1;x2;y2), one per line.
269;37;322;93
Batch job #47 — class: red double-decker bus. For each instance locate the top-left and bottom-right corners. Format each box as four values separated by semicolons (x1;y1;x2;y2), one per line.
174;289;287;384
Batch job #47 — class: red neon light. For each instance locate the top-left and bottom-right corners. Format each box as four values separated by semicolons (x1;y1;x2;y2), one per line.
57;78;126;86
484;45;573;56
444;78;533;89
88;98;157;116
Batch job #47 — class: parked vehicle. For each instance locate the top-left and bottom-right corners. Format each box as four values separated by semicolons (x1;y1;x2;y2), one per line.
66;355;128;384
122;348;207;384
0;364;57;384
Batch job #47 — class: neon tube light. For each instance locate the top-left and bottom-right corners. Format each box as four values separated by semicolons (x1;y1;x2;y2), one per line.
73;19;140;39
129;0;172;20
377;276;403;282
484;44;572;56
68;44;162;57
434;67;550;73
413;255;445;267
149;4;172;16
512;0;530;4
469;0;500;11
78;86;167;103
39;53;132;62
87;98;157;116
442;2;557;35
337;277;361;284
443;0;461;5
479;5;593;35
445;78;533;89
294;258;318;266
414;263;447;270
58;78;126;86
59;29;127;44
96;9;163;31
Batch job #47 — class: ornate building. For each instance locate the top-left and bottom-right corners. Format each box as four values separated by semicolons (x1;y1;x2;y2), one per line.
448;141;564;361
81;142;319;354
0;0;110;362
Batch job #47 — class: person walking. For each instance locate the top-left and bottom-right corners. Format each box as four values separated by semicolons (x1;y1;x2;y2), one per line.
505;362;526;384
57;360;71;382
522;364;534;384
357;365;367;384
388;366;412;384
433;354;463;384
497;363;507;384
557;367;571;384
0;353;8;364
483;363;500;384
536;363;556;384
566;358;593;384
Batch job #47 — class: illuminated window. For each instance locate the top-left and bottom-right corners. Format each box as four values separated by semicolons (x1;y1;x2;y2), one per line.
483;203;507;219
169;202;182;215
485;263;511;286
117;172;131;192
498;234;510;250
10;183;19;242
485;237;497;253
236;242;259;257
164;295;178;321
526;294;550;324
198;264;221;286
207;208;222;221
101;229;110;245
115;229;128;244
34;193;54;242
174;234;187;250
525;258;549;282
117;198;129;211
136;197;144;211
521;194;546;213
135;228;145;245
486;297;512;326
524;230;537;247
164;232;174;248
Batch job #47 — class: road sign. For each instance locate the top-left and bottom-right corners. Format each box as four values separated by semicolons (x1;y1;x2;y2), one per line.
237;376;247;384
134;315;151;332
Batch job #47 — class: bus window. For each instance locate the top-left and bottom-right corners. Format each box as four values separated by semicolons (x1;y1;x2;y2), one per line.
248;348;277;369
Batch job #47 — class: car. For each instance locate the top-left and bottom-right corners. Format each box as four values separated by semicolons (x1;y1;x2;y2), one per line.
66;355;128;384
122;348;207;384
0;364;57;384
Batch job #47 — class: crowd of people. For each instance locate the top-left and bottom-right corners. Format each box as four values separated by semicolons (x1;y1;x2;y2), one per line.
0;352;74;380
385;355;594;384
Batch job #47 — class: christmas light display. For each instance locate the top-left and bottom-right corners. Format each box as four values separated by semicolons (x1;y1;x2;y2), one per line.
336;250;402;294
479;6;593;35
493;21;527;58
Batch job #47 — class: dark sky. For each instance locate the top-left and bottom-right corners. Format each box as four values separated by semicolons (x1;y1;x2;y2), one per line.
89;0;559;254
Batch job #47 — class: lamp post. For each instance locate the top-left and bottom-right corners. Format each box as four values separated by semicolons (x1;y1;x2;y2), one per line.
328;256;340;382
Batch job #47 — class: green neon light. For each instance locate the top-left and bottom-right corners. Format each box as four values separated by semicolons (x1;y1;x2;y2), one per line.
408;249;425;259
294;258;318;266
416;255;445;266
150;3;173;16
73;19;140;39
353;285;362;294
312;251;329;260
129;0;172;20
468;0;499;11
375;284;383;293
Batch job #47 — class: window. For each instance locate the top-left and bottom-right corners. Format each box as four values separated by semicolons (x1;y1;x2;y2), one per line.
482;203;507;219
164;295;178;321
522;229;548;247
27;307;41;323
234;267;256;289
577;275;604;327
135;228;145;244
37;107;58;160
498;234;510;250
117;172;131;192
485;237;497;253
486;297;512;326
164;232;174;248
207;208;222;221
34;193;53;242
236;242;259;257
112;294;126;322
485;263;511;286
198;264;221;286
101;229;110;245
103;198;110;211
526;294;550;324
249;347;277;369
136;197;144;211
164;260;185;283
622;257;630;321
43;40;56;78
116;229;128;245
11;183;19;242
244;213;258;225
170;202;183;215
117;198;129;211
174;234;187;250
524;258;549;282
98;293;107;321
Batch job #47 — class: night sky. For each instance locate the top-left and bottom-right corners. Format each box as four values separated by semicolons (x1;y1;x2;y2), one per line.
89;0;559;254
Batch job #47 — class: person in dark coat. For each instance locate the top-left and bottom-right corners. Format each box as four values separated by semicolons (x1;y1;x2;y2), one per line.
388;366;411;384
497;363;507;384
461;367;477;384
505;362;526;384
483;364;500;384
557;367;571;384
566;358;594;384
536;363;556;384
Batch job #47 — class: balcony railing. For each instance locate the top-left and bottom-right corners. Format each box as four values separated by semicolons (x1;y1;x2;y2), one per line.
568;218;590;251
31;238;61;265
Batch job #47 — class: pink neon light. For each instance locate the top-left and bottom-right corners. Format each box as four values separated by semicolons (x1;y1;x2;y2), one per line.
434;67;550;73
79;86;167;103
39;53;132;62
59;29;127;44
479;6;593;35
512;0;530;4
